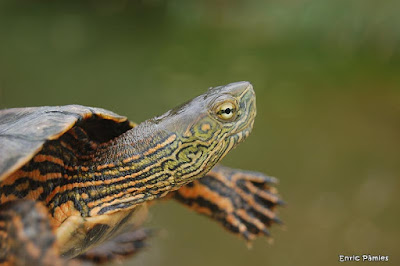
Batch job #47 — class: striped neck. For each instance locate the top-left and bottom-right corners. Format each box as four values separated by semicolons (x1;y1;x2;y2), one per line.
81;117;228;216
79;121;181;215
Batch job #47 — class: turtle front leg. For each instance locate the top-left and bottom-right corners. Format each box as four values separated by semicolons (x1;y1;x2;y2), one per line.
0;200;67;266
172;165;284;241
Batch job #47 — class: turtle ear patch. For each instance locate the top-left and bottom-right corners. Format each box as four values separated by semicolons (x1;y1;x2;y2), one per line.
200;122;212;133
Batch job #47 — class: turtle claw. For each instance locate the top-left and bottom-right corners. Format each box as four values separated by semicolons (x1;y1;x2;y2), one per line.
272;216;284;225
262;227;271;237
242;230;253;242
277;198;287;206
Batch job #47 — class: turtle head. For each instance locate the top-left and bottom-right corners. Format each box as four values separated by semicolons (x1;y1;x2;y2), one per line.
188;81;256;144
155;81;256;185
91;81;257;206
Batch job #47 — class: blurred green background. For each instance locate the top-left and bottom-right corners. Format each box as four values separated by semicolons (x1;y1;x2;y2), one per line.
1;0;399;265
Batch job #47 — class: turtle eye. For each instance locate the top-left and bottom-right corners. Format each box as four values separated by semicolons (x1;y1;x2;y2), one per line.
216;102;237;121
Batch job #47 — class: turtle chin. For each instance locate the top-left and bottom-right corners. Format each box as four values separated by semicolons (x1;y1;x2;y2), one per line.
227;122;254;152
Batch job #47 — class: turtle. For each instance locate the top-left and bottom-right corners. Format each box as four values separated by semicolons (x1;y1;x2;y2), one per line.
0;81;283;265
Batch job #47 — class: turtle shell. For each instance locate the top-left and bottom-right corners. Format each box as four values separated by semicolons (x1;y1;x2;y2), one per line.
0;105;135;181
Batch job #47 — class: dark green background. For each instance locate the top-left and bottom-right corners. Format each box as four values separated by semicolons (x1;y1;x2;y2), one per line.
1;1;399;265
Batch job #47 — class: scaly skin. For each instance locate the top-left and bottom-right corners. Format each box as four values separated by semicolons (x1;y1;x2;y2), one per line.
0;82;282;265
1;82;255;218
173;165;284;241
0;200;63;266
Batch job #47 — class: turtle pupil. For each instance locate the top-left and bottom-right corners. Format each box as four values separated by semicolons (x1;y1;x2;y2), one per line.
224;108;231;114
